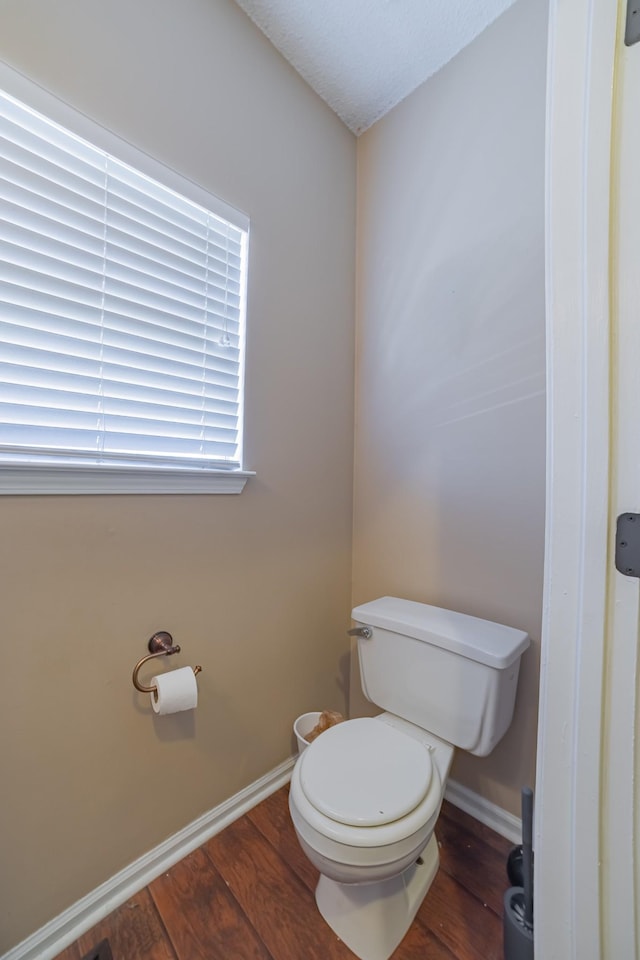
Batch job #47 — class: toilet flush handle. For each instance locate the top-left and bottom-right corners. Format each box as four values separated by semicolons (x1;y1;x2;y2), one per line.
347;626;372;640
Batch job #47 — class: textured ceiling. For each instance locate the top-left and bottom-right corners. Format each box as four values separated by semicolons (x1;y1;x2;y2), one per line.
233;0;518;134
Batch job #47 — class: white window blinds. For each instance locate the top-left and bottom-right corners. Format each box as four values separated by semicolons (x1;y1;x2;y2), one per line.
0;81;249;490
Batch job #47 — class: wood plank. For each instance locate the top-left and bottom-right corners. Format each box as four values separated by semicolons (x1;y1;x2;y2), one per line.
417;868;503;960
441;800;514;857
393;920;459;960
75;889;175;960
204;815;355;960
247;786;319;893
435;813;508;915
149;847;271;960
73;893;170;959
78;940;113;960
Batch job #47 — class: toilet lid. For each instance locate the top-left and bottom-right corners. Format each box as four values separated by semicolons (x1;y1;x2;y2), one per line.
299;718;433;827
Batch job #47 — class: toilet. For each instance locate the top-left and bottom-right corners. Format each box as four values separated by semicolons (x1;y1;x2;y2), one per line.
289;596;529;960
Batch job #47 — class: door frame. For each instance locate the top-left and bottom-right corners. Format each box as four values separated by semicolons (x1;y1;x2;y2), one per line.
537;1;620;957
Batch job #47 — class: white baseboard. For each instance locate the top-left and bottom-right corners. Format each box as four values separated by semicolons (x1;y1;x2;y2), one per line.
444;778;522;845
2;757;296;960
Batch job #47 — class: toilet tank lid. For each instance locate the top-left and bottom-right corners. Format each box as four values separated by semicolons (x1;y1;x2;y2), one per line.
351;597;529;669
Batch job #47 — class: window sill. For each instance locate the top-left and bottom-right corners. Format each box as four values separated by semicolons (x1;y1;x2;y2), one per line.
0;464;255;495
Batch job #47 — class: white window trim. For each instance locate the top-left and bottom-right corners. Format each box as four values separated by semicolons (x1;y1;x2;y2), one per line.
0;463;255;495
0;60;253;495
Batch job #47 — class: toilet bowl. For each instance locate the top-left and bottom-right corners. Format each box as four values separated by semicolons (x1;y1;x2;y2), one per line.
289;597;530;960
289;714;453;960
289;716;452;882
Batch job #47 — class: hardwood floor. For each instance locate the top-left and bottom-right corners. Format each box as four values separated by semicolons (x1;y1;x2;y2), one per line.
55;787;512;960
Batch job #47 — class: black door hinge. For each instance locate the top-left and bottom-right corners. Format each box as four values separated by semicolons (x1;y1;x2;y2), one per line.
626;0;640;46
615;513;640;577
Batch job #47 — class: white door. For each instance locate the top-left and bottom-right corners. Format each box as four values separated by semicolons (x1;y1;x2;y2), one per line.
601;11;640;955
537;1;640;958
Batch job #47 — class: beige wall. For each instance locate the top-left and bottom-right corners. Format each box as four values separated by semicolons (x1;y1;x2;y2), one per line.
352;0;548;815
0;0;356;951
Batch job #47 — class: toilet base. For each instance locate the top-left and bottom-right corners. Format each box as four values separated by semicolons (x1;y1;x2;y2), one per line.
315;833;440;960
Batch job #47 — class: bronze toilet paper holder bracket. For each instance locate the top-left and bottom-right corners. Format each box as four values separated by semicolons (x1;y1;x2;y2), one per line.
132;631;202;701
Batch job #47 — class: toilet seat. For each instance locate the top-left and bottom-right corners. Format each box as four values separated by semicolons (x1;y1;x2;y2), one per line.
300;718;433;827
290;718;444;851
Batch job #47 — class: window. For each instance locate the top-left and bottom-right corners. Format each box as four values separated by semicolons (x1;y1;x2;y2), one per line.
0;64;251;494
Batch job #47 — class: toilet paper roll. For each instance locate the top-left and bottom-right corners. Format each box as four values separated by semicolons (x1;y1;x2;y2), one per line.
151;666;198;715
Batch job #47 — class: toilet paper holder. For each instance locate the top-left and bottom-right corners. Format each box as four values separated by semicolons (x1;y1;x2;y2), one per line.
132;631;202;699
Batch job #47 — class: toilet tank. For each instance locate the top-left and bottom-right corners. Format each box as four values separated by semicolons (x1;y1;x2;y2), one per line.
352;597;529;757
